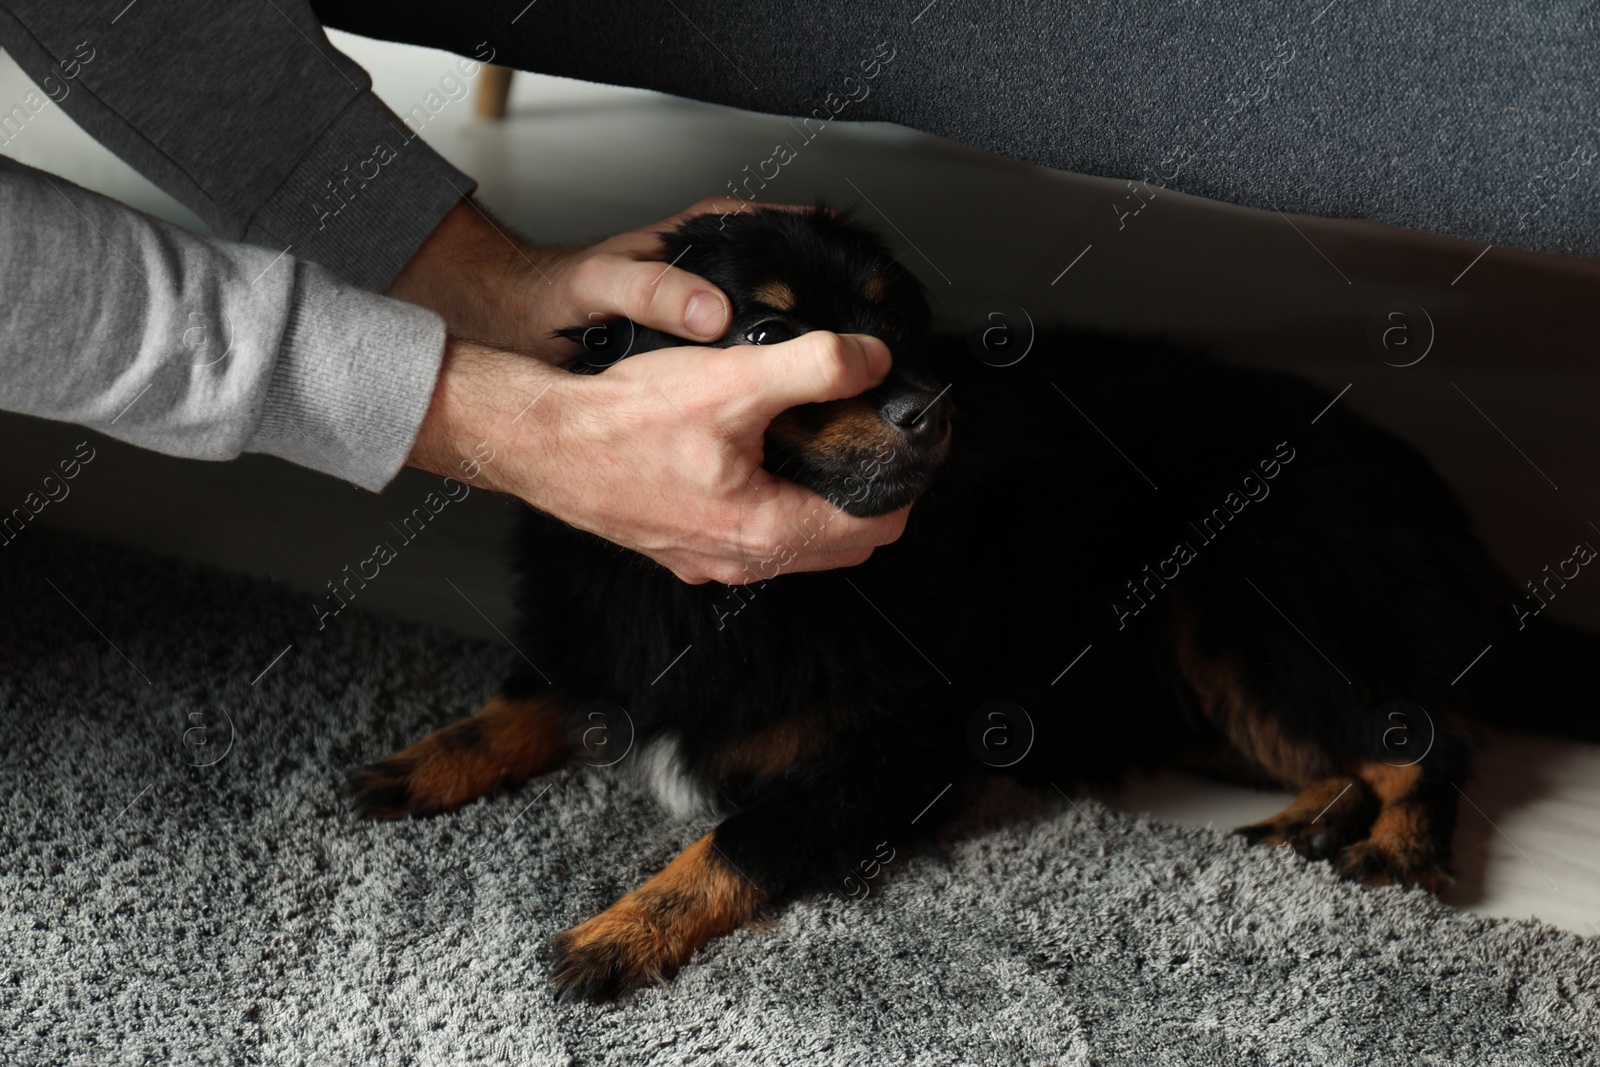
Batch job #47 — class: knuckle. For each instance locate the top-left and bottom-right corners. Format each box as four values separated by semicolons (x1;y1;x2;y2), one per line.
625;262;673;319
567;252;615;300
877;511;910;544
805;332;853;390
708;561;749;586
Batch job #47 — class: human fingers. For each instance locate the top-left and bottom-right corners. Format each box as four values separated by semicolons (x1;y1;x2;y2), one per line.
565;198;839;343
721;330;892;418
564;251;732;341
729;475;912;578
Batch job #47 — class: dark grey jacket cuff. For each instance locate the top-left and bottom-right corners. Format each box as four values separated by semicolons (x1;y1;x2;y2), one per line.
0;0;477;292
244;92;477;293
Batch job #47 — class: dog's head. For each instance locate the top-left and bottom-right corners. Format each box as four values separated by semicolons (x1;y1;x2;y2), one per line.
556;205;952;517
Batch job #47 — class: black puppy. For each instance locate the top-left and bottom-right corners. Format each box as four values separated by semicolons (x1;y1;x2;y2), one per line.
353;205;1599;1001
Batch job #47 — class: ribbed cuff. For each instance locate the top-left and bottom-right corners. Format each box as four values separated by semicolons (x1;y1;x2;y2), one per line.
249;261;447;491
244;91;477;292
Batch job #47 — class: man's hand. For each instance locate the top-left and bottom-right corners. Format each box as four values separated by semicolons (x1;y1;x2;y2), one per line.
387;196;785;358
406;331;911;585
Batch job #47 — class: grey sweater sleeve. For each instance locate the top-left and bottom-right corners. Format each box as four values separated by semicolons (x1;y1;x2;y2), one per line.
0;157;446;491
0;0;475;291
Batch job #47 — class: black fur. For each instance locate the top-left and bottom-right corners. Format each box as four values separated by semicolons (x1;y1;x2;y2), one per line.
364;204;1599;999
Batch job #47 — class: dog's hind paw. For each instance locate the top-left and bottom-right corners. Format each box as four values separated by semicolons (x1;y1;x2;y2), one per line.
1333;839;1453;893
1235;775;1377;861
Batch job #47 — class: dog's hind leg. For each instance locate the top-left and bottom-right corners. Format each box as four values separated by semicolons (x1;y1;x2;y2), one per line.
351;692;574;819
1332;756;1465;892
1237;773;1379;860
1204;683;1467;889
1175;597;1470;891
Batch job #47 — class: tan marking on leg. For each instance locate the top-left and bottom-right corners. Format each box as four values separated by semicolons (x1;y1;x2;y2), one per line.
1174;612;1333;788
1353;760;1423;804
718;719;814;777
723;726;806;777
1338;760;1447;891
352;694;572;818
1238;774;1376;857
551;834;764;1000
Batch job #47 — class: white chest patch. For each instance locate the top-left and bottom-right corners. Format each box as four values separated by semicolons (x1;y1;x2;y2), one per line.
633;736;721;820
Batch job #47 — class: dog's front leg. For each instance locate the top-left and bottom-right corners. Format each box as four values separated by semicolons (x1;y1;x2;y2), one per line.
549;750;944;1000
351;691;575;819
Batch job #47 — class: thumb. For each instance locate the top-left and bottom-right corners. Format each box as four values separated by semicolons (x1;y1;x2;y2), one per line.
733;331;892;415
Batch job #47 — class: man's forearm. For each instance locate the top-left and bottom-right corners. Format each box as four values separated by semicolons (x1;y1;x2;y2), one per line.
384;198;584;356
0;158;446;490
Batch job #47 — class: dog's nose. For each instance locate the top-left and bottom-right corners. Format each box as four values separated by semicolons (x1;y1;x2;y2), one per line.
878;388;952;446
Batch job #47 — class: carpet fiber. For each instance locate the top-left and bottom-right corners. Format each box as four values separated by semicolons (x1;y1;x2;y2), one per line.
3;529;1598;1066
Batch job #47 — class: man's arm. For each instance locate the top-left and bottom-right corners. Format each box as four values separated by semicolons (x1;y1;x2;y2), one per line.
0;0;471;291
0;0;743;356
0;160;908;582
0;157;444;490
0;0;915;579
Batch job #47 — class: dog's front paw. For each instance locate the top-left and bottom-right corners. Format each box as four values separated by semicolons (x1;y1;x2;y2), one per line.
550;904;679;1002
350;720;520;819
548;833;763;1001
349;755;447;820
350;696;573;820
350;726;524;825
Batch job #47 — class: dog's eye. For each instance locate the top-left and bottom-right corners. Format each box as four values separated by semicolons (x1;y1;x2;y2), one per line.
879;308;907;342
743;320;796;346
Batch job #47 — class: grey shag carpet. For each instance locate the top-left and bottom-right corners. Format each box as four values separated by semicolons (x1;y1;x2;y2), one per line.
3;528;1598;1066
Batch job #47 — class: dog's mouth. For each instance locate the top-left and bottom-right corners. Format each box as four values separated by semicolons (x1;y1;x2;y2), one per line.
764;391;954;518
